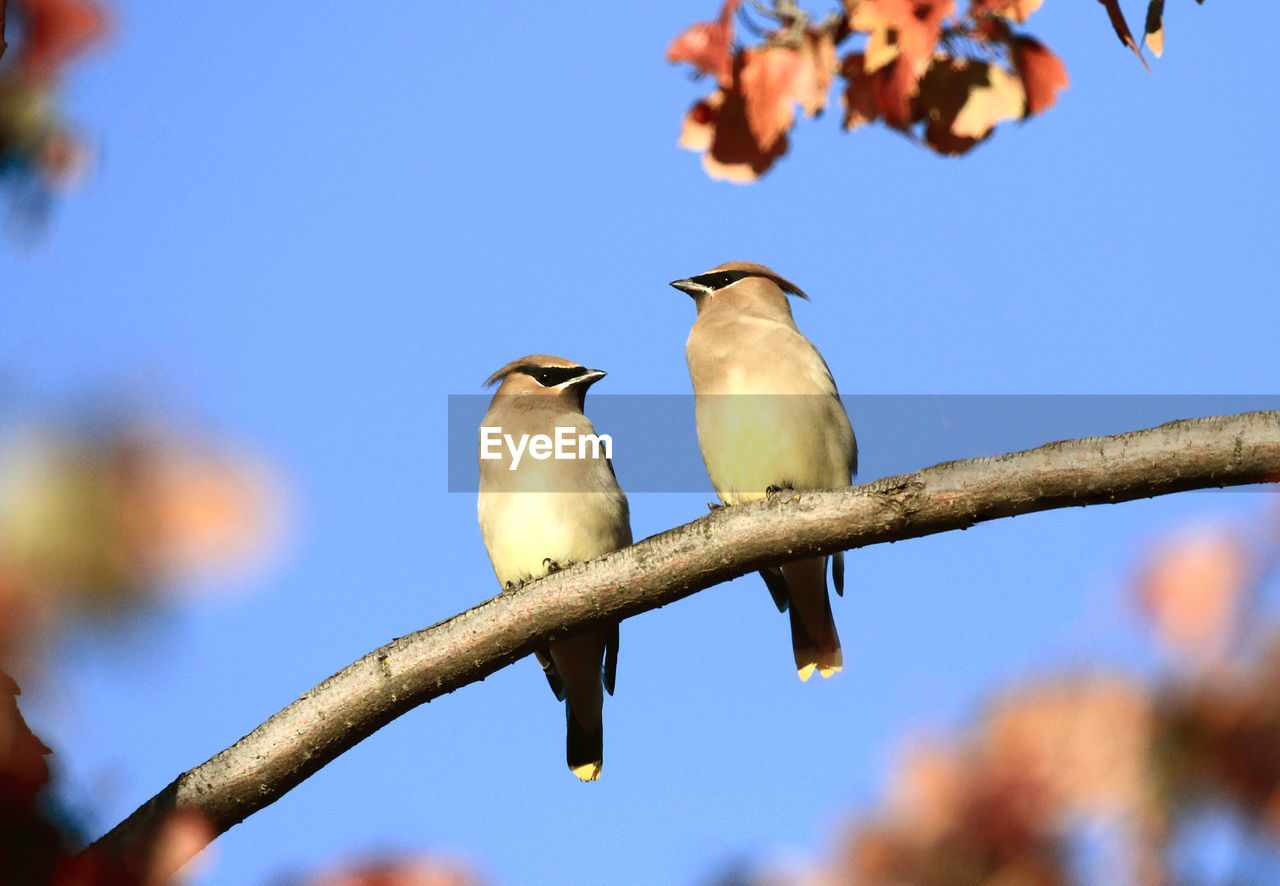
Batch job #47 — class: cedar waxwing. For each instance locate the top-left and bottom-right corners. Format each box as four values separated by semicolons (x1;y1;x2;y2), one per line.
672;262;857;681
477;355;631;781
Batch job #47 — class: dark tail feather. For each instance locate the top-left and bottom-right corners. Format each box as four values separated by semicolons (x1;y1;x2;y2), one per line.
785;575;842;681
565;702;603;782
759;566;790;612
536;649;566;701
602;622;619;696
788;605;820;681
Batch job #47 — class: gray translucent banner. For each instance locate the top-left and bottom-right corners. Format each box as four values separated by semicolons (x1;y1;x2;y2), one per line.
447;395;1280;493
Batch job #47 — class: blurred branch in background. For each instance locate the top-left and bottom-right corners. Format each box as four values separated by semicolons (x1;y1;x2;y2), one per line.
0;0;106;232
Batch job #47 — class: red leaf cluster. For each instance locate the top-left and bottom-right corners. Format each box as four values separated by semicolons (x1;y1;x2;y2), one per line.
715;505;1280;886
832;0;960;133
665;0;741;87
1011;36;1069;116
0;667;216;885
847;0;955;106
669;0;1071;175
838;0;1068;154
9;0;107;82
1;0;107;227
670;0;841;181
671;0;1202;177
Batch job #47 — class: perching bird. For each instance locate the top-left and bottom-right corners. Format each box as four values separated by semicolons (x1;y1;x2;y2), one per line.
477;354;631;781
672;262;856;682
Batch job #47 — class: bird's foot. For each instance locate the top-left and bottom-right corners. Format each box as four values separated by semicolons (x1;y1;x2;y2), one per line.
543;558;570;573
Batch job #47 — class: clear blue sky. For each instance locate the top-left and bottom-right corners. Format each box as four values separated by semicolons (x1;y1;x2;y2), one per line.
3;2;1279;885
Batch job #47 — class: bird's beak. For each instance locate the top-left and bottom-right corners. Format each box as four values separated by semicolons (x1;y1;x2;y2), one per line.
669;278;709;298
573;368;607;388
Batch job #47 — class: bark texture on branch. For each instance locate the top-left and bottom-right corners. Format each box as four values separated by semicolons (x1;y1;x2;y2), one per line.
94;410;1280;864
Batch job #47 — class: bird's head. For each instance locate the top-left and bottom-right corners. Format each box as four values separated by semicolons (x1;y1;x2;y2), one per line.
669;261;808;316
483;355;607;410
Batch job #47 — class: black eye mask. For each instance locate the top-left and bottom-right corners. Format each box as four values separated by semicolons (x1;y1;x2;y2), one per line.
530;366;590;387
685;269;757;291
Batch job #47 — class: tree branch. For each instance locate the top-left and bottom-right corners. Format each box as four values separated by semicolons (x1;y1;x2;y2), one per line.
93;410;1280;866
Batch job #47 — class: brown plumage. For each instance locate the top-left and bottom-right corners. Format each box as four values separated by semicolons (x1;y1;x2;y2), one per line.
477;355;630;779
673;263;856;680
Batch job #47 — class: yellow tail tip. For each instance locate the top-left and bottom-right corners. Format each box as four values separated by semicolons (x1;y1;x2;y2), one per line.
571;762;602;782
798;662;841;681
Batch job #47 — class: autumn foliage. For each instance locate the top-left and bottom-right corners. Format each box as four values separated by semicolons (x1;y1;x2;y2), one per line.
713;502;1280;886
1;668;218;885
0;419;281;668
668;0;1191;180
0;404;283;883
0;0;107;225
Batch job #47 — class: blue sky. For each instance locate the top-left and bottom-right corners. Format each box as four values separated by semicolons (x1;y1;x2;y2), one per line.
3;1;1279;885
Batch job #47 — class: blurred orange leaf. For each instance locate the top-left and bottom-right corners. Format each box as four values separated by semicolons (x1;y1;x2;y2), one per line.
122;434;281;583
678;92;718;153
970;0;1044;23
948;62;1024;138
738;46;801;151
301;857;489;886
873;58;918;128
0;422;284;668
1137;526;1252;662
140;810;215;886
1012;36;1068;115
12;0;107;81
666;0;741;87
917;58;1022;155
846;0;954;80
1143;0;1164;56
984;677;1154;816
793;29;839;117
839;52;881;130
888;743;969;839
678;87;789;183
845;0;954;130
